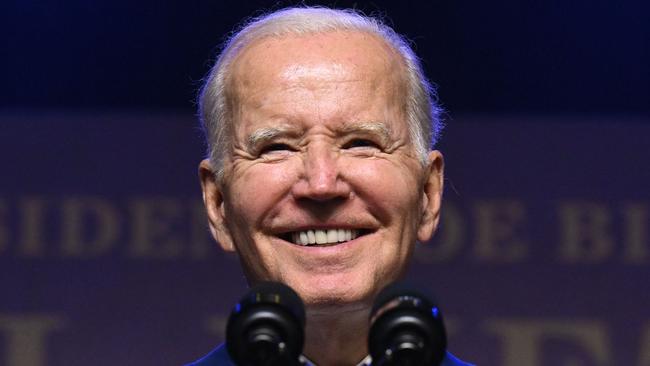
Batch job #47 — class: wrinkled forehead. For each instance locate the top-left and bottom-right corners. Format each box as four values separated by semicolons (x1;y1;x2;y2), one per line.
226;30;408;108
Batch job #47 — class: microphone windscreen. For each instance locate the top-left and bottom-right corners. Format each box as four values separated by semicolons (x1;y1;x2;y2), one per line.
243;281;306;326
369;282;447;366
226;281;305;366
371;282;435;317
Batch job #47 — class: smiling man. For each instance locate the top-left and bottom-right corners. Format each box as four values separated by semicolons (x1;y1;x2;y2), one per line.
191;6;470;366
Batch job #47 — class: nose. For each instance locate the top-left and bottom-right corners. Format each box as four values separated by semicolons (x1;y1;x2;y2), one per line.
291;144;351;202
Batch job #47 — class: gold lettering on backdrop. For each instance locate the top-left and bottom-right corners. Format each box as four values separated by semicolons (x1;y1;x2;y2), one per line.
129;198;183;259
60;197;119;257
0;199;8;254
0;314;65;366
204;314;228;342
639;321;650;366
558;201;613;263
18;197;47;257
415;202;465;262
484;318;611;366
622;203;648;264
473;200;528;263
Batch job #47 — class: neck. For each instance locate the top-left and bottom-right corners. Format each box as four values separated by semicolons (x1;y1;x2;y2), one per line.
302;306;370;366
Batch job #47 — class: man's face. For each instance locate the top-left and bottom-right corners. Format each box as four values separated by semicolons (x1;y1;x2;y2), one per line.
201;31;443;309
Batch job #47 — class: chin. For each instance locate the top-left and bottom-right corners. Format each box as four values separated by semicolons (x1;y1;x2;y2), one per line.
289;275;377;312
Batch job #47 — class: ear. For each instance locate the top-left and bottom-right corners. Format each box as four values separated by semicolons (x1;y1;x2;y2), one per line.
417;150;444;242
199;159;235;252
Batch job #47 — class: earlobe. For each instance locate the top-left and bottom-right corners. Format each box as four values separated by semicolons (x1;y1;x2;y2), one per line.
199;159;236;252
417;151;444;242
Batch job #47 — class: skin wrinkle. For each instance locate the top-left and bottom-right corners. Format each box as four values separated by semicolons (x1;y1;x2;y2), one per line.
222;33;408;177
244;121;395;156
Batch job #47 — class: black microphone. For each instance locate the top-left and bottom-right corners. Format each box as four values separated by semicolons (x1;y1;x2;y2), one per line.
368;283;447;366
226;281;306;366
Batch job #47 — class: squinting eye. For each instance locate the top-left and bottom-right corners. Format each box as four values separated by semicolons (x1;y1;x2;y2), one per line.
343;139;380;149
260;143;292;155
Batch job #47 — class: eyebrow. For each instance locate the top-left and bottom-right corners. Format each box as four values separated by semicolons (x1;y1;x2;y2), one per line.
340;121;393;146
341;121;392;138
246;125;298;150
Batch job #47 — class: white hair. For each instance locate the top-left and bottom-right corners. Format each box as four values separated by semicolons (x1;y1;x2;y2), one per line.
198;6;443;180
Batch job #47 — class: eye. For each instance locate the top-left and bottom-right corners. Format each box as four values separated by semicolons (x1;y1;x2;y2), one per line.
259;143;293;155
343;138;380;150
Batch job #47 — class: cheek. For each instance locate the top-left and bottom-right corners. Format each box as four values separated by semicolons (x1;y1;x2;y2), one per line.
343;158;422;216
227;162;298;225
224;163;297;280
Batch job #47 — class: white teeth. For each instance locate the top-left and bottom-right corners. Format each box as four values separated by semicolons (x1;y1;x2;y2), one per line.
327;229;338;242
315;230;327;244
290;229;360;245
337;229;346;242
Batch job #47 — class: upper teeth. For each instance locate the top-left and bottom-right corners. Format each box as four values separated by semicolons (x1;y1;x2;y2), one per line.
291;229;359;246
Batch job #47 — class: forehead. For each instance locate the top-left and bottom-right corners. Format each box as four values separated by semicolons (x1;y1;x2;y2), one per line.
228;30;407;108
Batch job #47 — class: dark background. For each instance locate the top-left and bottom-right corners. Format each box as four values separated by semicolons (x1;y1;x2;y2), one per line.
3;0;649;115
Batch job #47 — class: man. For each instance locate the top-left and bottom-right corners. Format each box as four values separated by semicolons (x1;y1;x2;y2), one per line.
191;6;471;366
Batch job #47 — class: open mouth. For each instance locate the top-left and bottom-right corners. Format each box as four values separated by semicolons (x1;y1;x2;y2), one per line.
279;229;372;247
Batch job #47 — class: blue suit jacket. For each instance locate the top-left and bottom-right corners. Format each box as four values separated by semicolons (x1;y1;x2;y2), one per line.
186;344;474;366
